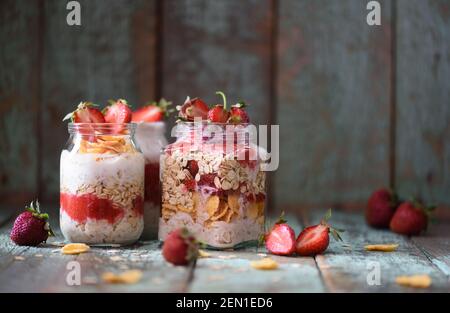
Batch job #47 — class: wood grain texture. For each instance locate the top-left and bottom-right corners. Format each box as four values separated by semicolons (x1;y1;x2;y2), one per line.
187;215;325;292
304;210;449;292
275;0;392;209
0;0;41;205
395;0;450;209
41;0;158;200
161;0;273;127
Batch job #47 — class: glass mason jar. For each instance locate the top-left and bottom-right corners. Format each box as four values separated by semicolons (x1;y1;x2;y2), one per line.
134;121;168;240
60;123;145;245
159;122;266;249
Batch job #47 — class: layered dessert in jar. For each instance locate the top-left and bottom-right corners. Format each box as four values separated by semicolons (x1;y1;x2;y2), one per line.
131;99;171;239
159;93;266;249
60;101;145;245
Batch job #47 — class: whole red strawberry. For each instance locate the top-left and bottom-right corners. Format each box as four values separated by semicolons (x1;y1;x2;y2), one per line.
207;91;230;123
265;213;296;256
162;228;199;266
177;97;209;121
390;200;434;236
10;201;54;246
227;101;250;124
295;209;343;256
366;188;399;228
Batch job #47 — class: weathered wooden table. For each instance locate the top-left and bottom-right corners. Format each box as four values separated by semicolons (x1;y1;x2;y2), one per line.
0;208;449;292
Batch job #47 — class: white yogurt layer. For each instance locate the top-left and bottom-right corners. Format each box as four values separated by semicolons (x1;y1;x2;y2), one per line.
134;122;168;163
60;150;145;193
60;210;143;245
159;214;263;248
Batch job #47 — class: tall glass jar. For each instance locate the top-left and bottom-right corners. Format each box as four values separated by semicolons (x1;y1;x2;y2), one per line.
134;121;168;239
60;123;145;245
159;122;266;249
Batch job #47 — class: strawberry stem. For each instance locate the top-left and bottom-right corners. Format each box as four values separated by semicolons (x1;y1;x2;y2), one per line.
216;91;227;111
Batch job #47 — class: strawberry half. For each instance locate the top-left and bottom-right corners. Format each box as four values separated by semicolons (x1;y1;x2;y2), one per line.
63;102;105;123
103;99;132;123
207;91;230;123
162;228;199;266
366;188;399;228
227;101;250;124
265;212;296;256
10;200;54;246
177;97;209;121
389;200;434;236
132;98;172;122
295;209;343;256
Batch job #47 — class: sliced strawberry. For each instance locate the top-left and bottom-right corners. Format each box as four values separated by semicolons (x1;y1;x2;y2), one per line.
198;174;217;188
132;98;172;122
177;97;209;121
265;215;296;256
184;179;196;191
186;160;199;176
103;99;132;124
295;209;343;256
227;101;250;124
63;102;105;123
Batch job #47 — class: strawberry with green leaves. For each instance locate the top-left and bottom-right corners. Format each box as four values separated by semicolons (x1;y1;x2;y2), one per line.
10;201;54;246
295;209;344;256
390;199;434;236
162;228;199;266
132;98;173;122
207;91;230;123
228;101;250;124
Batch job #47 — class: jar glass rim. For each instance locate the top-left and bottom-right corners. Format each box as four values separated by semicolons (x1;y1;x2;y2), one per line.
68;122;137;134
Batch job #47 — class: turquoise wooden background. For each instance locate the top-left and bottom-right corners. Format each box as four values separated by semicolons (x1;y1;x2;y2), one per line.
0;0;449;215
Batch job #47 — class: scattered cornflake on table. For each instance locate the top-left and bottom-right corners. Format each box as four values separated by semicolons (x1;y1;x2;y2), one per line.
61;243;90;255
365;244;398;252
395;275;432;288
250;258;278;270
14;256;25;261
198;249;211;258
102;270;143;284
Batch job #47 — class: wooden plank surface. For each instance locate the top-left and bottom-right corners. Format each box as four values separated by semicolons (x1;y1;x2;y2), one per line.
161;0;274;127
303;209;450;292
41;0;158;201
395;0;450;211
275;0;393;210
0;210;449;292
0;0;41;206
187;215;325;293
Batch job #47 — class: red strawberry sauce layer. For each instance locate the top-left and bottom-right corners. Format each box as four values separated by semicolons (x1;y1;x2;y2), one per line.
145;162;161;205
60;193;143;224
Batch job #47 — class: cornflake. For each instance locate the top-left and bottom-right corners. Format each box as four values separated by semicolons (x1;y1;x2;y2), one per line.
365;244;398;252
395;275;432;288
250;257;278;270
102;270;143;284
61;243;90;255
